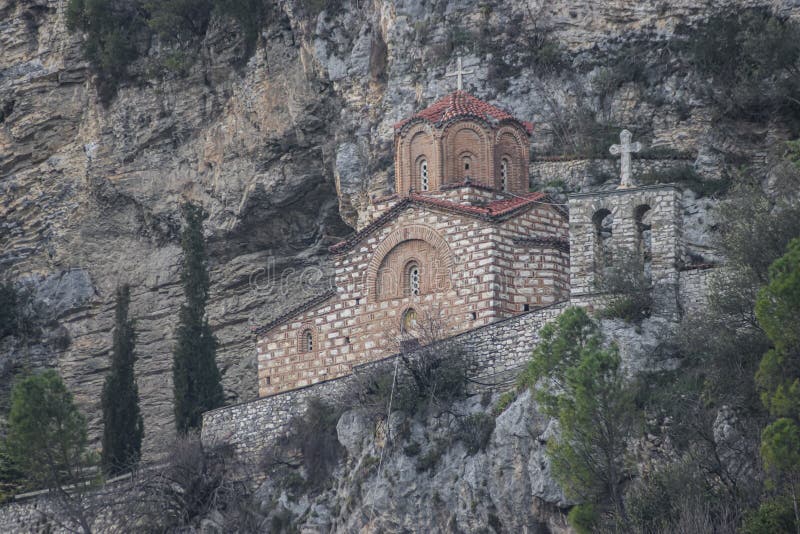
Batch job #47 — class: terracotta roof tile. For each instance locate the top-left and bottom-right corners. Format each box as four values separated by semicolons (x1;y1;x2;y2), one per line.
395;90;533;134
329;191;555;255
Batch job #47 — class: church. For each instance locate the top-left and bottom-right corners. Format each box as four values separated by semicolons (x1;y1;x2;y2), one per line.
254;88;571;397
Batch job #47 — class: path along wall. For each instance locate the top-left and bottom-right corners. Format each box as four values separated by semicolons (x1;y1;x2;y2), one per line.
200;302;568;463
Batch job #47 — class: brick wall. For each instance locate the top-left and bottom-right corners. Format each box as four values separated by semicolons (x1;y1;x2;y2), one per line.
256;200;568;397
395;119;529;195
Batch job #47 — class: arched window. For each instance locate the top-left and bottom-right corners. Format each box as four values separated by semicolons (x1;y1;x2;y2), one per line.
400;308;420;351
300;328;314;353
420;159;429;191
500;158;509;191
592;208;614;274
408;263;421;296
401;308;418;333
462;155;472;174
634;205;653;281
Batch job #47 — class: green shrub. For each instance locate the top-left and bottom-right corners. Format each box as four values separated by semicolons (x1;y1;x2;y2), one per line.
638;165;728;197
0;448;25;503
493;390;517;416
624;461;712;533
5;371;92;489
66;0;270;102
416;442;445;472
525;32;568;71
595;251;652;323
265;397;343;490
145;0;213;42
66;0;146;103
682;8;800;125
522;308;637;518
742;497;798;534
457;413;495;455
568;503;599;534
594;58;647;100
395;344;469;415
213;0;269;53
403;442;421;457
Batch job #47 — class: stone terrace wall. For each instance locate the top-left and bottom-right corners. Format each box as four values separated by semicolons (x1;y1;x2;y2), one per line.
202;302;567;463
530;158;693;190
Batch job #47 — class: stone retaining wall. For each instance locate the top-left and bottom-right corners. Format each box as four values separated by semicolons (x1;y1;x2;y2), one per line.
201;302;568;462
530;158;693;190
678;266;714;316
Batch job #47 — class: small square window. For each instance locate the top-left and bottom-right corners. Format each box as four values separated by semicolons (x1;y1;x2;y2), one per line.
470;312;477;320
523;304;530;312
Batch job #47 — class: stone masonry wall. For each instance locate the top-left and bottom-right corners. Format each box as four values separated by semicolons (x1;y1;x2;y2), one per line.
568;185;683;317
0;302;568;533
203;302;568;464
678;266;714;317
530;158;694;190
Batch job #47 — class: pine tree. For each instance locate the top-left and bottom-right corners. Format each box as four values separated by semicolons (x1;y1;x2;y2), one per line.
520;307;637;526
101;284;143;475
755;237;800;529
6;371;89;487
173;203;224;433
6;371;95;533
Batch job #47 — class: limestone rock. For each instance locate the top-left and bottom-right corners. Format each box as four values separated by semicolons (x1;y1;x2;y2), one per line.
1;0;797;461
257;391;572;533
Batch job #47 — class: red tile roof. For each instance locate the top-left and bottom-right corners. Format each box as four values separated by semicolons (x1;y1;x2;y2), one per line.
329;191;556;255
394;90;533;134
410;191;547;217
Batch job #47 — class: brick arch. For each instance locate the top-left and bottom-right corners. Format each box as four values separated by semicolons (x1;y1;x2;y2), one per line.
495;125;529;193
442;121;492;185
365;225;455;301
494;124;528;147
297;324;317;353
395;123;437;193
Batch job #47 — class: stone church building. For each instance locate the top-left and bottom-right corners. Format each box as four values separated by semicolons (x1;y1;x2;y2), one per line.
254;90;572;397
252;86;694;399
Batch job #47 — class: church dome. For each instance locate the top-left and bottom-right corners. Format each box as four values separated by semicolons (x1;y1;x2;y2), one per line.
394;90;533;134
393;91;532;196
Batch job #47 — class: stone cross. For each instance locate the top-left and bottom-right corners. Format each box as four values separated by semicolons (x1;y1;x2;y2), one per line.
609;129;643;188
445;55;474;91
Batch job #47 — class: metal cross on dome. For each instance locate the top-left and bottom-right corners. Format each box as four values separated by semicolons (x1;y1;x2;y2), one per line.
609;129;643;189
445;55;474;91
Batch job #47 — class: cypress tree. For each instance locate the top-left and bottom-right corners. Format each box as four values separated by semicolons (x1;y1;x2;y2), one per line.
101;284;143;475
173;203;224;433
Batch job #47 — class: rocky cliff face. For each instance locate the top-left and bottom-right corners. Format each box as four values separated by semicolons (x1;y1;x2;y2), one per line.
254;390;571;533
0;0;797;456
